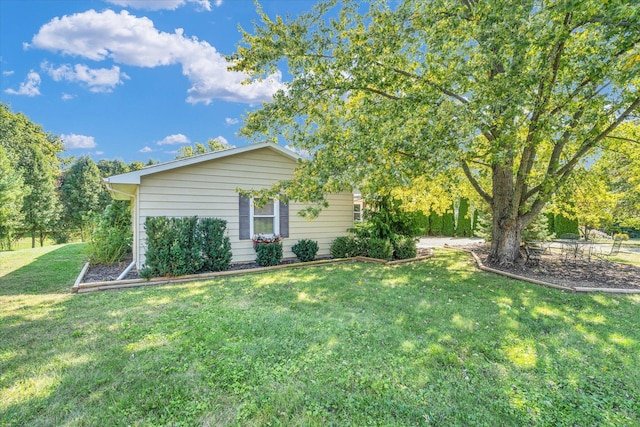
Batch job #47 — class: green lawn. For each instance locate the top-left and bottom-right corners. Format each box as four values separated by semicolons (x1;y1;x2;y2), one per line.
1;245;639;426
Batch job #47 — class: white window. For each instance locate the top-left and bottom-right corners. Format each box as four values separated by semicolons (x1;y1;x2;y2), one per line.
354;203;363;222
250;198;280;236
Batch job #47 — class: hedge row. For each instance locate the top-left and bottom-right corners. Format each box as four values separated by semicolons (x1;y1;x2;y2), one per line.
141;216;232;278
330;235;417;261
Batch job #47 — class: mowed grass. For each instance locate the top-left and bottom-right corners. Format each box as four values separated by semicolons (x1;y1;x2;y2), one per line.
1;246;639;426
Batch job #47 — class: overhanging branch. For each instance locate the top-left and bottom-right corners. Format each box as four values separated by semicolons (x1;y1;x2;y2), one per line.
461;159;492;204
606;135;640;145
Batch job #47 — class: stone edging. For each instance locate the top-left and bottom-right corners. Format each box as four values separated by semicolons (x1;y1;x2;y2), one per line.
448;245;640;295
72;252;434;294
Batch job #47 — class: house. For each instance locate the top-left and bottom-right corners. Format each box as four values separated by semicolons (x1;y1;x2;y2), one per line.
103;143;353;268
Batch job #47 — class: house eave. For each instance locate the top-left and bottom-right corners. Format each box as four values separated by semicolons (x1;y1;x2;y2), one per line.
104;143;300;186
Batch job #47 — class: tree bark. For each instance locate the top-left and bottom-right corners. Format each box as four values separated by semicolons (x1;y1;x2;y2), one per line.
489;162;523;265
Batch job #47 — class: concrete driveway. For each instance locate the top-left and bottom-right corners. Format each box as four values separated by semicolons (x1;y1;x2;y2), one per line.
417;236;485;248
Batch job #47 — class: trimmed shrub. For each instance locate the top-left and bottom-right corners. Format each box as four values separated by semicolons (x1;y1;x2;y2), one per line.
472;209;479;235
292;239;319;262
199;218;232;272
330;236;365;258
330;236;351;258
455;198;472;237
429;211;443;235
255;242;283;266
139;267;153;281
143;216;231;277
613;233;629;241
366;238;393;260
442;209;455;236
546;213;555;235
393;235;418;260
554;213;579;237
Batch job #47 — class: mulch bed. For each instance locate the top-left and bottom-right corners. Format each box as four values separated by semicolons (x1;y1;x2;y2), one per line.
81;249;433;284
465;244;640;290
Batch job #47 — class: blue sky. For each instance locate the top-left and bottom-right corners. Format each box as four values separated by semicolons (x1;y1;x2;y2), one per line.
0;0;315;163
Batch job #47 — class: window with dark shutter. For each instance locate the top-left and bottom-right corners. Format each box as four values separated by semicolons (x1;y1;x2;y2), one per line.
239;195;250;240
279;200;289;238
239;194;289;239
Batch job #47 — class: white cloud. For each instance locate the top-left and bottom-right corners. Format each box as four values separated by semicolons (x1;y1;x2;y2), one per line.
106;0;213;11
43;62;129;93
285;145;311;158
95;151;104;155
61;93;75;100
5;71;41;96
157;133;190;145
2;70;14;76
139;146;153;153
61;133;97;149
225;117;239;125
29;9;283;104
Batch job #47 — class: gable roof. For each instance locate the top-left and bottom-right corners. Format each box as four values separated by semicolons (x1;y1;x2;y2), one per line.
105;142;300;185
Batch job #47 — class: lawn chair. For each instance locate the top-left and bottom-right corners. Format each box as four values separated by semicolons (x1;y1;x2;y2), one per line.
524;241;545;266
593;238;623;265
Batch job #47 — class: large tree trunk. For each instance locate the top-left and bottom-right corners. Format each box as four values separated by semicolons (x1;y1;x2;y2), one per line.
489;162;523;265
490;216;523;265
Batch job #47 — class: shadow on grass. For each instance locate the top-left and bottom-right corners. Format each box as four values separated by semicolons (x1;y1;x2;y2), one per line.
1;250;639;425
0;244;86;295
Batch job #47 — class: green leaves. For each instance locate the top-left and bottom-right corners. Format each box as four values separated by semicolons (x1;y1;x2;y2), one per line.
60;156;106;240
234;0;640;262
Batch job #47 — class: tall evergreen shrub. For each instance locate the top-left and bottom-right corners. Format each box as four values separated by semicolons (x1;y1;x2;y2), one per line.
429;211;443;235
442;209;455;236
455;198;472;237
554;213;579;237
142;216;231;277
200;218;232;271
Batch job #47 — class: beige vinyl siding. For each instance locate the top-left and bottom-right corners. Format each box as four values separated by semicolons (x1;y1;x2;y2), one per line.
136;148;352;266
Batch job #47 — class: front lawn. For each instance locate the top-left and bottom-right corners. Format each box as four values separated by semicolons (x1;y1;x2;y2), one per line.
1;246;639;425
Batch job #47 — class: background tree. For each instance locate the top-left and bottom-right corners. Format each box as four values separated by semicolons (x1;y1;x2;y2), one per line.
22;153;61;247
232;0;640;264
599;121;640;229
175;138;233;159
60;156;105;241
128;161;147;171
0;103;63;247
0;146;25;249
551;167;619;239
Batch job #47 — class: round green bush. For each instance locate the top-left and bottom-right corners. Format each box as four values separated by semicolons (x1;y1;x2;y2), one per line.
330;236;351;258
366;238;393;260
392;236;418;260
292;239;319;262
255;242;283;267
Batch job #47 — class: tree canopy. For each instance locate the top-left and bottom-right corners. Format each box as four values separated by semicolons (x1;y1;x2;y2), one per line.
175;138;234;159
0;103;63;247
0;146;24;248
60;156;105;241
232;0;640;264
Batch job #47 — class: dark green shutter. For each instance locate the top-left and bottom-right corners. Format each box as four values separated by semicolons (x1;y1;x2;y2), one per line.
279;200;289;238
239;195;250;240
